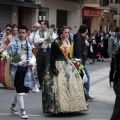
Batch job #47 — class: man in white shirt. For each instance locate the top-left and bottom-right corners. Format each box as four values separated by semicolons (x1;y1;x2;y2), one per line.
34;20;57;89
28;23;40;57
28;23;40;92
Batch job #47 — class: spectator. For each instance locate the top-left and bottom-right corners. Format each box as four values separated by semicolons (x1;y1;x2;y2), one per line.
74;24;94;99
108;26;120;86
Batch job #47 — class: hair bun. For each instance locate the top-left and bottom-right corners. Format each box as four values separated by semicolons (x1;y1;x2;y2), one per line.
57;26;68;37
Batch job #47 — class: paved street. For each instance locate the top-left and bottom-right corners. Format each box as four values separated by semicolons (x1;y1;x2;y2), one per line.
0;59;115;120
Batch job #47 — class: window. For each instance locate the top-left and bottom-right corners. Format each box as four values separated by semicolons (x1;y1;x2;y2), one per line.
115;0;119;3
17;0;24;1
57;10;67;28
39;8;49;22
110;0;113;3
103;0;109;6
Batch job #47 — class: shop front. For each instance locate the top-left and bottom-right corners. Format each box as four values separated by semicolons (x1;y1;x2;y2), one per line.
82;8;101;33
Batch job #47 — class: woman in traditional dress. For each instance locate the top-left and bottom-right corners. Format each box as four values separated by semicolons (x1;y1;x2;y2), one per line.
0;27;14;89
42;26;88;114
11;24;18;39
1;27;12;50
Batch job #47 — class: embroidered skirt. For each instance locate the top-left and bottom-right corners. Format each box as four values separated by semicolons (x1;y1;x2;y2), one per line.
42;60;88;113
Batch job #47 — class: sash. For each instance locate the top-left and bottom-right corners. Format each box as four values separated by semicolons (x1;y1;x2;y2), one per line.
54;39;70;61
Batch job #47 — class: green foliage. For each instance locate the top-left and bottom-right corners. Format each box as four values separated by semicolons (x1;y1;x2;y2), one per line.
9;53;21;63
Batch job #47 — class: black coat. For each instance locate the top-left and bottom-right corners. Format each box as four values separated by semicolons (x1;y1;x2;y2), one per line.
74;33;87;65
114;47;120;83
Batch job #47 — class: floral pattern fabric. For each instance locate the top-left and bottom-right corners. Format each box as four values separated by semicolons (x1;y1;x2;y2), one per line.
42;60;88;113
0;60;6;86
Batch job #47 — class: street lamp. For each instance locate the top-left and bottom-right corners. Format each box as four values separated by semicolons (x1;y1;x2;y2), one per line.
118;0;120;25
78;0;83;25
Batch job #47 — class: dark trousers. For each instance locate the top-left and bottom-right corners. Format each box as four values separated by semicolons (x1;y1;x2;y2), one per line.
109;57;115;82
36;51;50;87
110;83;120;120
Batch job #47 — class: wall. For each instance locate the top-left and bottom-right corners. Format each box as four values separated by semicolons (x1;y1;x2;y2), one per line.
91;17;99;33
36;0;81;34
11;6;18;25
22;8;35;30
49;8;56;26
67;4;82;34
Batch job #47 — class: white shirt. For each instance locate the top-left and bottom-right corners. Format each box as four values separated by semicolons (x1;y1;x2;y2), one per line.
34;29;57;48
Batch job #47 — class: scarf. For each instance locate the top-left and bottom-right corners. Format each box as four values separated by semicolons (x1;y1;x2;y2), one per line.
54;39;70;61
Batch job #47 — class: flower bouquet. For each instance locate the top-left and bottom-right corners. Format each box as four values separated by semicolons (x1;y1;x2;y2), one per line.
71;58;84;74
9;53;21;63
71;58;88;102
0;49;8;62
8;47;23;64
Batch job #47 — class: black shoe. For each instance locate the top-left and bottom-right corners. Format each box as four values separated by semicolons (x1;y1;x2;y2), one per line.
90;62;93;64
87;95;94;99
39;86;42;89
109;82;113;87
97;58;100;61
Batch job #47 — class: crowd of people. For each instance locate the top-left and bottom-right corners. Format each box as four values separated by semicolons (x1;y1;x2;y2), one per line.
0;21;120;119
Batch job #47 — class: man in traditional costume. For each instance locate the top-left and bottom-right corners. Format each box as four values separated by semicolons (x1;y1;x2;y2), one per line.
7;25;36;119
34;20;57;89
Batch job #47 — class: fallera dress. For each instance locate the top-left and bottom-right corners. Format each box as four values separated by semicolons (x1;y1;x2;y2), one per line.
42;38;88;113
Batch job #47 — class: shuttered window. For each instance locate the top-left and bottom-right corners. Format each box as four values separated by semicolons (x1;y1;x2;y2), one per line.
0;4;11;30
57;10;67;28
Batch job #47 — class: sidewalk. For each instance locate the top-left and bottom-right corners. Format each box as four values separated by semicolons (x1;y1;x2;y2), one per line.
87;59;115;104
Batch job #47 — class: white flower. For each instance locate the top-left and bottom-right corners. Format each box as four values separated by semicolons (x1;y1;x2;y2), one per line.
76;58;81;62
20;54;27;62
2;50;8;57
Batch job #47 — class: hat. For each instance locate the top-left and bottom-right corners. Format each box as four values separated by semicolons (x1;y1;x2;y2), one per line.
33;23;40;28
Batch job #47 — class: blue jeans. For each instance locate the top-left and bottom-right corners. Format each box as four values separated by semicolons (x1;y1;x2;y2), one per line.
83;65;90;94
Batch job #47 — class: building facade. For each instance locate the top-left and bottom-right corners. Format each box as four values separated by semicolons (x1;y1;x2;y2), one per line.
82;0;120;33
0;0;119;33
0;0;40;31
36;0;82;33
0;0;81;33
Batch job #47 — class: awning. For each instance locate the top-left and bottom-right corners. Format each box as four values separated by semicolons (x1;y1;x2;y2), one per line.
0;0;41;9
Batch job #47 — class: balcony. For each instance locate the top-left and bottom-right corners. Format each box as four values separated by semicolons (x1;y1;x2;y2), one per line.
83;0;100;8
0;0;41;9
61;0;82;3
109;3;120;9
25;0;35;2
83;0;111;10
